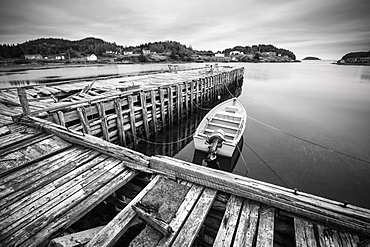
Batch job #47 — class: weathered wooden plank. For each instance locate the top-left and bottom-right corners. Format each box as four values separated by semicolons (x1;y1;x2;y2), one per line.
150;90;158;134
256;205;275;247
85;175;161;247
97;102;110;142
233;199;260;247
190;80;195;112
57;111;66;127
317;225;342;247
24;116;149;165
159;88;166;128
213;195;244;247
20;165;138;247
17;88;30;115
156;184;204;247
140;91;150;139
167;86;173;127
114;98;127;146
171;188;217;247
0;135;71;177
184;82;189;115
294;218;318;247
176;84;181;122
149;156;370;237
0;126;10;136
76;107;91;134
0;148;86;207
49;226;105;247
0;157;125;245
127;95;138;146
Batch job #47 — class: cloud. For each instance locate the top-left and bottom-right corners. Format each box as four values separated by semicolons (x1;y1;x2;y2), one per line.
0;0;369;59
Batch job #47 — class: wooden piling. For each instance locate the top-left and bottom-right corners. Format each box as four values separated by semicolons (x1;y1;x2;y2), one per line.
150;90;158;135
140;92;150;140
17;88;30;115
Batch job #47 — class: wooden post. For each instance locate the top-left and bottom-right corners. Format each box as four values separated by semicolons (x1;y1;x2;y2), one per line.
168;86;173;127
128;95;138;147
97;102;110;142
150;90;158;135
176;84;182;121
114;98;127;146
190;80;195;112
140;91;150;140
198;78;203;106
17;87;30;115
57;111;66;127
159;88;166;129
76;107;91;135
184;82;189;115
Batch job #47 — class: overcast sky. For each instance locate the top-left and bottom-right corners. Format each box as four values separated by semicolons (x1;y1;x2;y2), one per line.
1;0;369;59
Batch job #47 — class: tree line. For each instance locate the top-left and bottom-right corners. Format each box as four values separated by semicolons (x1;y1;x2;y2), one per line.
0;37;296;60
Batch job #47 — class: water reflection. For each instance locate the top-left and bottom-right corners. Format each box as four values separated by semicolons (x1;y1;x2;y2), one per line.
192;137;243;173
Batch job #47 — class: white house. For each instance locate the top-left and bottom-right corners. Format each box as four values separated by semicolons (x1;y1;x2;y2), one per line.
86;54;98;61
230;51;244;56
123;51;133;55
215;53;225;58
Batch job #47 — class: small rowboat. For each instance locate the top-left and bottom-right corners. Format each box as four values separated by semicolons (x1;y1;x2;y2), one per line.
193;98;247;161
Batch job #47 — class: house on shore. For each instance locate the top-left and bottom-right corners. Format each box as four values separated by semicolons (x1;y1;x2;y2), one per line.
24;54;43;60
86;54;98;61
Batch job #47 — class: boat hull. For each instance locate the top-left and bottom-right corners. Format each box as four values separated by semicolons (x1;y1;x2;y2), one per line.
193;98;246;158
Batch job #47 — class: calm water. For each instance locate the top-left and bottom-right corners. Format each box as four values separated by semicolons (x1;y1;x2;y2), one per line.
2;61;370;208
175;61;370;209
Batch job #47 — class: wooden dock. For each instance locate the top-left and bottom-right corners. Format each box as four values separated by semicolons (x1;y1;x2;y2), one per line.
1;66;370;246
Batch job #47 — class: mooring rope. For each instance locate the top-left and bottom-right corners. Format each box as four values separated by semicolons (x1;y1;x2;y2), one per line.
236;143;250;176
243;141;289;188
220;78;370;165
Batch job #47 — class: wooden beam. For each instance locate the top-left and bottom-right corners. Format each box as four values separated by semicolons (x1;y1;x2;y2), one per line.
149;156;370;237
22;115;149;165
114;98;126;146
127;95;138;147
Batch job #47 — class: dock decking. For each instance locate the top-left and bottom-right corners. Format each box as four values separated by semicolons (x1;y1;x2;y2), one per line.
1;117;370;246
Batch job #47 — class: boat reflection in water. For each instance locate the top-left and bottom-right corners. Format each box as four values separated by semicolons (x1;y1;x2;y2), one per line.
192;136;243;172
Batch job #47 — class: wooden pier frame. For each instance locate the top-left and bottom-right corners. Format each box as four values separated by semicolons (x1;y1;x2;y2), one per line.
10;67;244;149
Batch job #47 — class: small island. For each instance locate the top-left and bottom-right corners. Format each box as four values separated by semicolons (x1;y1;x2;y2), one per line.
302;56;321;60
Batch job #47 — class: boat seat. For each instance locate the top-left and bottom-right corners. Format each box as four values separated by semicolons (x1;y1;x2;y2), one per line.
212;116;241;125
216;112;243;122
207;122;239;131
205;129;236;139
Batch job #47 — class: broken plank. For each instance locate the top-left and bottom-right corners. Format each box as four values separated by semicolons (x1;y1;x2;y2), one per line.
85;175;162;247
294;218;318;247
233;199;260;247
213;195;244;247
49;226;105;247
156;184;204;247
171;187;217;247
256;205;275;247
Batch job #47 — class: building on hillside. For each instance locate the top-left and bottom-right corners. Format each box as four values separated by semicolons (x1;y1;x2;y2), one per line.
215;53;225;58
24;54;43;60
230;51;244;56
123;51;134;55
44;55;65;60
86;54;98;61
142;49;151;55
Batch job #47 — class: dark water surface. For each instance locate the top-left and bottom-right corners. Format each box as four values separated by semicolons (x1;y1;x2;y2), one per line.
2;61;370;208
175;61;370;209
